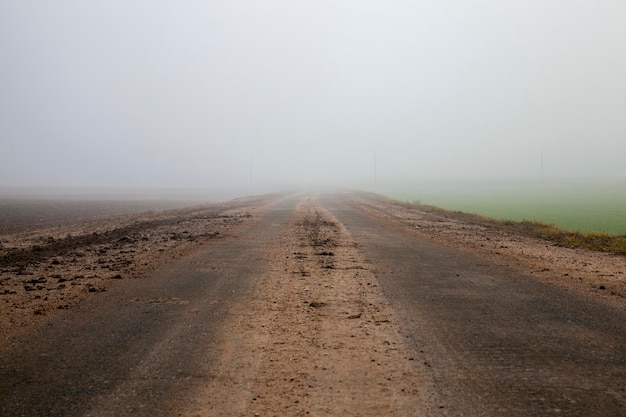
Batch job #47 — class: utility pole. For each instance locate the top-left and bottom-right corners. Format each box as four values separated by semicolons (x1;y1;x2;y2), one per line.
374;151;377;185
541;148;543;182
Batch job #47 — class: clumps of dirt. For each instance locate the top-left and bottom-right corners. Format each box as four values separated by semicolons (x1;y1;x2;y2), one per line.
0;196;272;340
353;193;626;306
188;198;426;416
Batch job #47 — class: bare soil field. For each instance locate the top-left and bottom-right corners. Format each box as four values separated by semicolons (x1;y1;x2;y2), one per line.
0;196;272;340
0;198;194;234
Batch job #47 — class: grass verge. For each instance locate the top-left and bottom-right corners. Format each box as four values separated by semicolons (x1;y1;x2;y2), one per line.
374;195;626;256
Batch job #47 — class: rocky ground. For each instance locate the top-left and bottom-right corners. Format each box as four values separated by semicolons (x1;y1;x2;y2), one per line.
0;196;273;340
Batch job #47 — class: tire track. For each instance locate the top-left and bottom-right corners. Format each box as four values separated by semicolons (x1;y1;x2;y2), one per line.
187;197;425;416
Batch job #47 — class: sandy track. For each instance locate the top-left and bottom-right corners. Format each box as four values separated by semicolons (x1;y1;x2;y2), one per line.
0;194;294;417
327;193;626;415
188;197;424;416
1;194;426;416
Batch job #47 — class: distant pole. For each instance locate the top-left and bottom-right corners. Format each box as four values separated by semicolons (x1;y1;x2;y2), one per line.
541;148;543;182
250;155;253;185
374;151;377;184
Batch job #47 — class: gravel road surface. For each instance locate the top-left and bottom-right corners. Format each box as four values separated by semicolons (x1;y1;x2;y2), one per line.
0;195;299;416
325;194;626;416
1;192;625;416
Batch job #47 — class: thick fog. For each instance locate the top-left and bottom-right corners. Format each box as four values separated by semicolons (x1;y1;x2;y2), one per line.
1;1;625;192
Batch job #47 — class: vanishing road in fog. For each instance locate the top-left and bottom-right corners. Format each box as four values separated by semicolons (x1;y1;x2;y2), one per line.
1;193;625;416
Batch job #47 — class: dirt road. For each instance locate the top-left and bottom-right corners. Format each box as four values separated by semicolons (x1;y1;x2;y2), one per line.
1;192;625;416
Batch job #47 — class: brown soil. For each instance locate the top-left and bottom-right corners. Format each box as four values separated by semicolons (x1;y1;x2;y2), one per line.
0;195;273;340
351;193;626;306
184;197;425;416
0;198;195;234
2;191;625;415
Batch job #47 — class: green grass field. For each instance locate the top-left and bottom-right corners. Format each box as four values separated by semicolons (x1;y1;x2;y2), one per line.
383;178;626;236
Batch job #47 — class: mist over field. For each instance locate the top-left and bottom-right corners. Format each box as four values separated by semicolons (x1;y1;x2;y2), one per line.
1;1;625;196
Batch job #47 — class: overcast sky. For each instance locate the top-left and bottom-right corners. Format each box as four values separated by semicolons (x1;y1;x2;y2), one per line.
1;0;625;190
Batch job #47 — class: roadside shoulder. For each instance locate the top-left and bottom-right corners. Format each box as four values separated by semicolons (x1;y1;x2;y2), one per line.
352;194;626;307
0;196;275;341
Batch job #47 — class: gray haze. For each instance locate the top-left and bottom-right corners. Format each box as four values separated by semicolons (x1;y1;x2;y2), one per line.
2;1;625;191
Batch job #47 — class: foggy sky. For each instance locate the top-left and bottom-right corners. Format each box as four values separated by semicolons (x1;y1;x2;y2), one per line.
2;0;625;190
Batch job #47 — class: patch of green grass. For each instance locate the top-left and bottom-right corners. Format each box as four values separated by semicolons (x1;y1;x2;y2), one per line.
509;220;626;255
384;179;626;236
432;197;626;236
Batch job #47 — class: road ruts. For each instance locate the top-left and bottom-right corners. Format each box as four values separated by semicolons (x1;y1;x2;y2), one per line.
322;193;626;417
0;194;301;417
